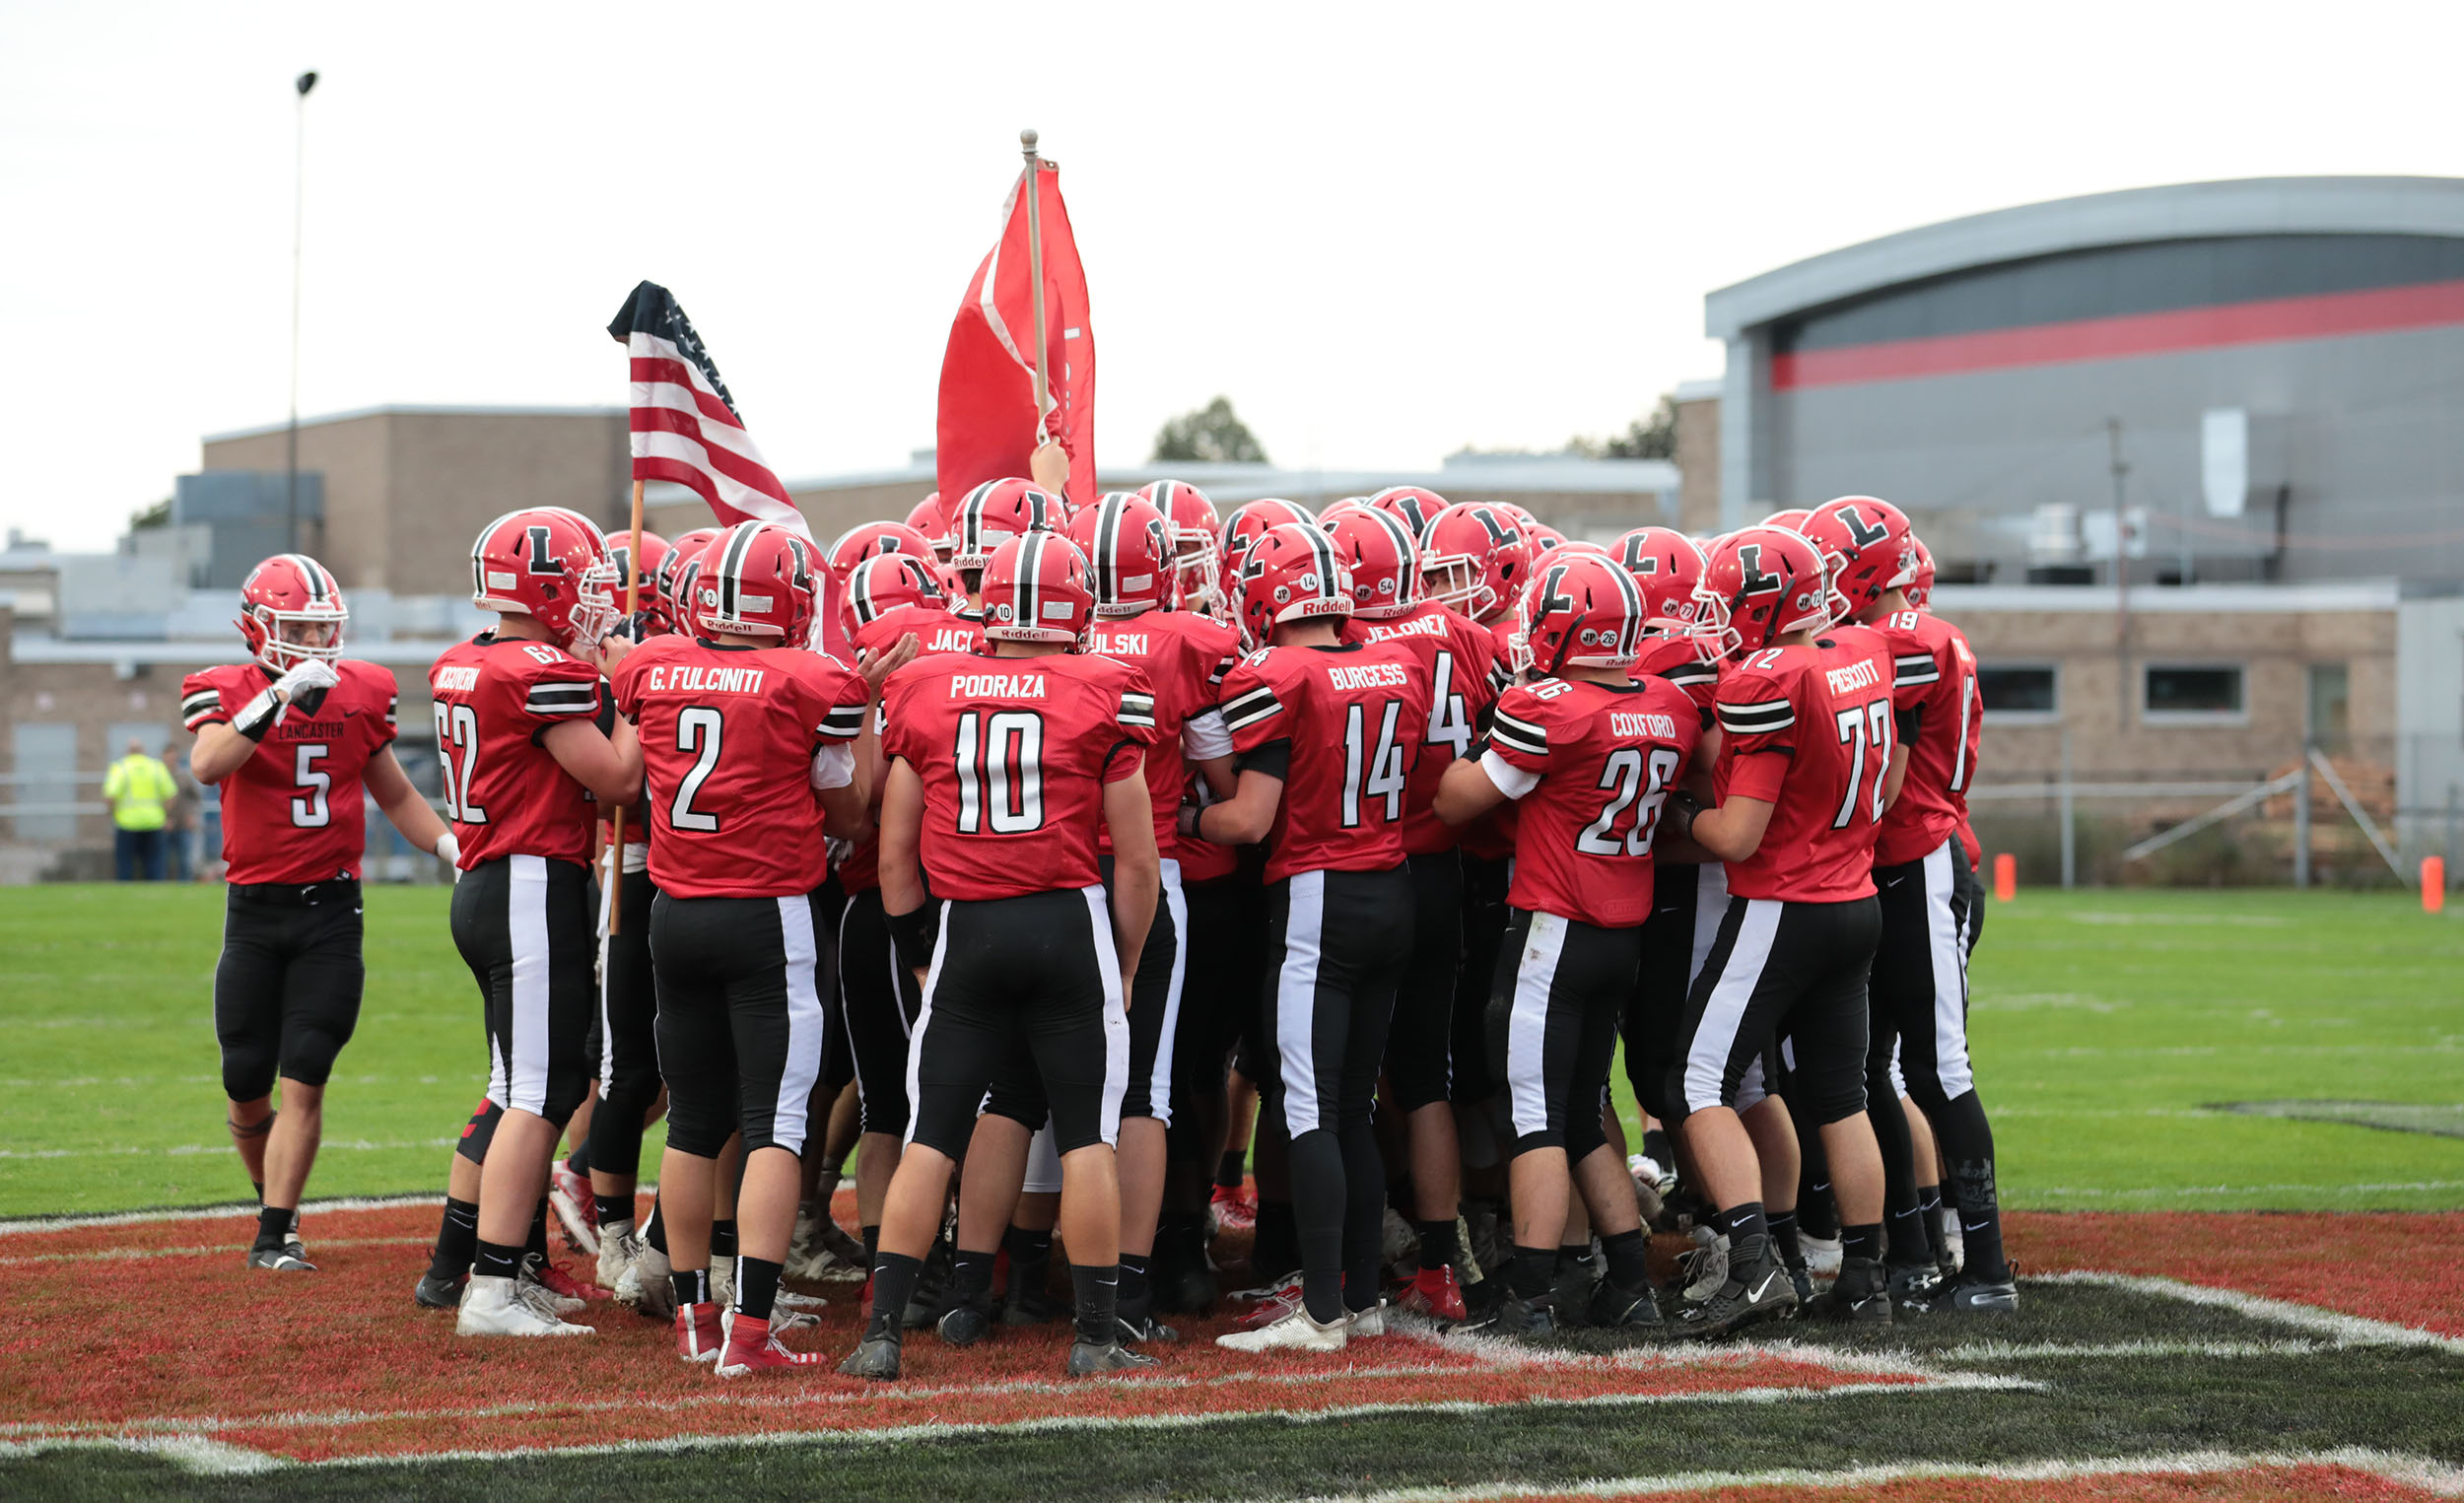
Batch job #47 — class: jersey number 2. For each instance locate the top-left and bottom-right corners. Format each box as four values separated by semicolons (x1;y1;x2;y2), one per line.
671;707;724;833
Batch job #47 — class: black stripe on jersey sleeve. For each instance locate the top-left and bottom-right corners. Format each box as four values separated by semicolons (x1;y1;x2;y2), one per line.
524;683;603;717
1486;660;1515;695
384;694;400;727
180;690;221;717
817;704;867;741
1892;653;1941;687
1660;660;1718;686
1488;710;1548;758
1117;691;1158;730
1718;699;1796;735
1205;653;1236;689
1220;685;1283;731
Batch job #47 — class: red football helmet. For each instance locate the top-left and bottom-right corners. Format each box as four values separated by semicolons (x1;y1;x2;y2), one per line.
906;494;952;560
604;530;670;609
1907;536;1937;610
652;526;722;635
694;521;820;642
237;553;347;672
950;478;1064;571
1235;521;1352;650
1067;494;1175;617
1526;520;1570;554
1802;496;1917;624
1516;552;1649;675
1760;508;1814;532
933;560;970;610
1217;499;1316;606
1369;486;1447;543
1694;525;1831;660
1609;526;1712;632
1139;480;1221;611
843;552;944;634
1323;506;1420;620
469;509;620;649
1419;502;1531;622
828;519;936;581
981;530;1094;645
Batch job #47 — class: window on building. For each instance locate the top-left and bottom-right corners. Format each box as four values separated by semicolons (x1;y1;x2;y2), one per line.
2306;662;2351;749
2143;664;2246;722
11;723;78;842
1978;664;2059;721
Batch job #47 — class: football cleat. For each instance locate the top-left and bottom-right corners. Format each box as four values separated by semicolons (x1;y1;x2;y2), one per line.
1398;1265;1468;1323
1001;1283;1066;1328
1551;1255;1599;1330
1470;1293;1555;1337
715;1312;827;1377
711;1258;735;1314
246;1241;315;1272
613;1242;675;1318
1887;1261;1947;1314
414;1271;466;1309
1346;1301;1387;1338
675;1300;725;1363
1676;1250;1799;1341
1679;1229;1730;1304
1208;1184;1257;1235
773;1286;828;1314
456;1276;595;1337
837;1335;903;1381
1463;1203;1510;1277
1787;1262;1816;1308
1800;1231;1844;1281
1810;1257;1895;1327
1936;1208;1966;1275
1588;1279;1665;1331
1215;1305;1348;1353
548;1163;598;1257
1940;1270;2020;1316
937;1292;996;1347
596;1226;646;1292
1117;1311;1182;1345
1380;1207;1419;1272
525;1253;608;1306
1067;1340;1162;1377
1231;1272;1306;1331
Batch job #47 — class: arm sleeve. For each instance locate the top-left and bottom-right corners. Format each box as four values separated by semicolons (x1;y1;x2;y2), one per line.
1476;748;1541;800
815;666;869;743
179;671;231;731
1181;708;1233;762
810;742;857;790
1485;684;1553;777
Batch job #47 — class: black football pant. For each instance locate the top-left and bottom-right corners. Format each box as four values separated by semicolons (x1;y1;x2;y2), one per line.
587;865;660;1178
1166;871;1261;1173
214;879;364;1101
1668;894;1879;1128
1257;864;1412;1321
648;890;829;1158
1622;861;1726;1122
837;886;925;1140
1384;850;1461;1111
451;855;596;1125
1450;854;1512;1101
1496;909;1641;1162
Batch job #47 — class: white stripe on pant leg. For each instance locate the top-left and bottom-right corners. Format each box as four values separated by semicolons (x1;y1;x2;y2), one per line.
1923;840;1977;1098
835;896;865;1113
769;896;828;1155
899;905;953;1149
596;913;617;1094
1687;862;1730;988
1274;870;1329;1137
1681;898;1781;1114
506;854;554;1116
1022;1119;1063;1194
1081;883;1130;1148
1504;912;1568;1141
1888;1036;1908;1097
1148;858;1188;1128
1735;1053;1768;1114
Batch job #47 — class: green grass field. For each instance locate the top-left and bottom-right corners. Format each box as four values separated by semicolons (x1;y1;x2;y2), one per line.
5;882;2458;1218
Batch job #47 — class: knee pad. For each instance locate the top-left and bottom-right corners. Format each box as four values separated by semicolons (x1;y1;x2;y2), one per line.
454;1099;505;1166
221;1047;278;1106
662;1088;736;1159
1021;1123;1064;1195
277;1029;348;1091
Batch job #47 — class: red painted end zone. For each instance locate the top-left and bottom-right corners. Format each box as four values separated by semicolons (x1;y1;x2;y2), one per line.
1483;1461;2452;1502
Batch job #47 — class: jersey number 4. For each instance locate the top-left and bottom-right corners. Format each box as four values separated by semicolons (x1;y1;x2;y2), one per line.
1577;746;1680;857
955;710;1045;834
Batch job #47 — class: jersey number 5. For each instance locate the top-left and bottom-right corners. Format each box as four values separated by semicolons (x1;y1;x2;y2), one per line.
955;710;1045;834
290;744;330;828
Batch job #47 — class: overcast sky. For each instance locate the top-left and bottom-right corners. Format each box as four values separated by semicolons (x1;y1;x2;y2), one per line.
6;0;2461;553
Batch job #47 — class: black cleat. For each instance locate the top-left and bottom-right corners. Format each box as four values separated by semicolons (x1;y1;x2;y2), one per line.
1812;1257;1894;1326
1677;1251;1799;1340
1786;1262;1815;1309
936;1292;996;1347
247;1241;316;1272
1587;1279;1664;1331
1002;1284;1067;1327
1066;1339;1160;1377
1941;1270;2020;1316
1886;1261;1946;1315
1116;1312;1182;1345
838;1334;904;1380
1468;1292;1555;1337
1549;1258;1597;1331
413;1271;465;1308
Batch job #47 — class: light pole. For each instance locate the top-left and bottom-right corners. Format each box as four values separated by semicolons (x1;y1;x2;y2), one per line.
285;70;317;553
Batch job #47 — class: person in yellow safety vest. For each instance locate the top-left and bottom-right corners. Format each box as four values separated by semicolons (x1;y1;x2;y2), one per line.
103;736;179;881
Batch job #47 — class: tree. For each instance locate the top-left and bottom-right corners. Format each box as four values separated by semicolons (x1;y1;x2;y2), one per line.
1570;393;1677;460
1151;396;1269;465
129;498;171;532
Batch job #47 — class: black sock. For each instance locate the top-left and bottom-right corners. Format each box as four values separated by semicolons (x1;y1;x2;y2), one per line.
473;1239;523;1281
428;1197;480;1281
1886;1199;1936;1265
1117;1252;1150;1317
1719;1200;1768;1246
566;1143;591;1178
251;1180;265;1204
711;1218;738;1260
1414;1218;1459;1272
525;1199;550;1263
671;1265;712;1307
1001;1226;1053;1298
1841;1222;1882;1264
1070;1262;1120;1346
861;1225;880;1268
1642;1127;1674;1167
951;1247;996;1301
867;1252;922;1340
1769;1210;1805;1270
735;1256;783;1322
1509;1245;1554;1301
1601;1227;1648;1289
644;1196;667;1256
1252;1199;1299;1279
1215;1149;1246;1189
254;1204;292;1250
1800;1179;1841;1240
1917;1184;1944;1219
1556;1242;1591;1270
597;1194;634;1229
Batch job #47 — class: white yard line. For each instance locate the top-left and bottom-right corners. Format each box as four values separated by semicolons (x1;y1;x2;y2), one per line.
2034;1271;2464;1353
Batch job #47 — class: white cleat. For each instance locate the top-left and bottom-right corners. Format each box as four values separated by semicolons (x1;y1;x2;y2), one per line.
1801;1232;1844;1282
1936;1209;1965;1275
1347;1301;1388;1337
548;1164;599;1257
1217;1305;1349;1353
457;1276;595;1337
1681;1229;1730;1304
712;1258;735;1313
786;1245;868;1284
613;1242;676;1319
596;1226;644;1292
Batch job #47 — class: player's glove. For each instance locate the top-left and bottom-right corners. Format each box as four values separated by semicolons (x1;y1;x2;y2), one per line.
1661;788;1701;843
432;832;459;866
233;659;340;741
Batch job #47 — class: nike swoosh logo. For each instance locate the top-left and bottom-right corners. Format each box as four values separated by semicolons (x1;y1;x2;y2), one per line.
1748;1272;1777;1300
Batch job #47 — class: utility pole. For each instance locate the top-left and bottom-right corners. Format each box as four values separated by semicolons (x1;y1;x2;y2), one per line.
2108;419;2131;736
285;70;317;553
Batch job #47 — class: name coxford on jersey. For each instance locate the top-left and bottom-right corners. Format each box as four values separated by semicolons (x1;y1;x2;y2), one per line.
180;659;398;884
881;651;1159;901
1484;673;1700;928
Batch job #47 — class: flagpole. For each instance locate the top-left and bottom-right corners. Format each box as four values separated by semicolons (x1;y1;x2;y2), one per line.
1021;128;1050;424
607;476;646;934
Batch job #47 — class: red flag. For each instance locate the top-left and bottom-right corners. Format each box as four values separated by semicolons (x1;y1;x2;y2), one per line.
936;159;1096;516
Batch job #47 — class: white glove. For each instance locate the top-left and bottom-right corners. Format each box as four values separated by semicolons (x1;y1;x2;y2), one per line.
274;657;339;703
433;831;460;866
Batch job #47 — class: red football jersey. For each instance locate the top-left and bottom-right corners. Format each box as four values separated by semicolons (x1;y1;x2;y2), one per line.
613;636;868;899
1484;674;1700;927
1454;618;1525;862
882;650;1158;901
1218;641;1429;885
181;659;398;885
1711;627;1897;903
1871;608;1982;868
1086;609;1241;855
835;609;987;894
1629;634;1722;719
1343;602;1500;855
429;634;607;869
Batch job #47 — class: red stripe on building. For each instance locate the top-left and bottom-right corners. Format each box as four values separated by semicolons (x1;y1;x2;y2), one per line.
1770;277;2464;389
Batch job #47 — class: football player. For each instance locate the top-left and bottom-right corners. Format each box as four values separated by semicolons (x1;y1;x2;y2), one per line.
842;531;1161;1380
1201;522;1431;1354
1658;525;1903;1337
1435;553;1700;1334
421;509;644;1336
611;521;877;1374
945;477;1066;627
1325;506;1498;1321
1805;499;2013;1314
182;554;455;1269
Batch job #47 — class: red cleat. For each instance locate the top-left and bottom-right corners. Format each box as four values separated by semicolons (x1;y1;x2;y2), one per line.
675;1300;725;1363
549;1162;599;1256
1210;1185;1258;1234
715;1312;828;1377
1398;1265;1467;1322
532;1256;612;1304
1233;1272;1305;1331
